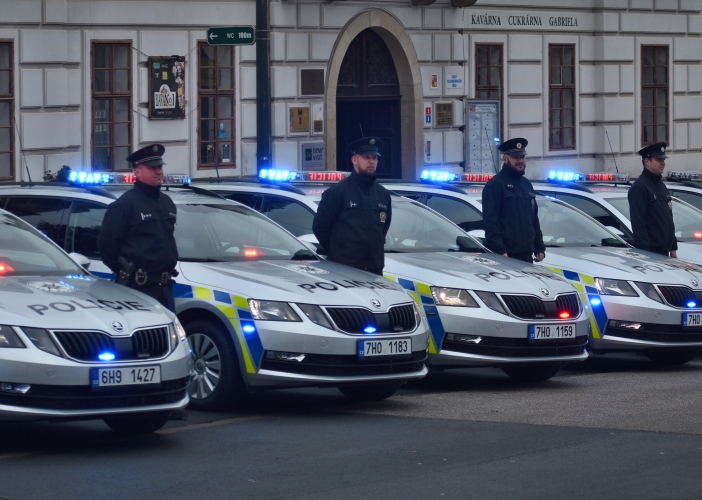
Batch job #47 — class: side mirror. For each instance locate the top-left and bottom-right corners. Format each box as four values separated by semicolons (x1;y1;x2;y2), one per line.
68;252;91;270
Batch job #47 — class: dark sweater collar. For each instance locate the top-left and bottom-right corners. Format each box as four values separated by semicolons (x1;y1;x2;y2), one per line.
349;170;377;187
135;179;161;198
501;164;525;177
641;167;662;183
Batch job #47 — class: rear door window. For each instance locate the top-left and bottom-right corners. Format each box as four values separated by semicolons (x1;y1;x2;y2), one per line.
5;197;69;244
223;192;260;209
424;194;484;232
259;195;315;237
550;193;633;242
669;190;702;212
66;201;108;259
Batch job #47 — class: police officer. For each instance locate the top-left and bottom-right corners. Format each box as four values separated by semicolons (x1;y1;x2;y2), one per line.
97;144;179;311
312;137;392;275
628;142;677;257
481;138;545;264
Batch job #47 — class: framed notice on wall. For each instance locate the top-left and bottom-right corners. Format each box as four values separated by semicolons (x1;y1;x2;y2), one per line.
465;99;501;174
148;56;186;119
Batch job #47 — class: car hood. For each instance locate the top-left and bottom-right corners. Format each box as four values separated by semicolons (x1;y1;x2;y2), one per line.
178;260;413;308
0;275;172;332
383;252;575;295
542;247;702;285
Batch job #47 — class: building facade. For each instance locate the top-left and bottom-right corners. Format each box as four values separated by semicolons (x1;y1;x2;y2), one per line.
1;0;701;181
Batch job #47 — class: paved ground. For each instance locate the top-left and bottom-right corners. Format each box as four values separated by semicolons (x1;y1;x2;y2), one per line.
2;354;702;499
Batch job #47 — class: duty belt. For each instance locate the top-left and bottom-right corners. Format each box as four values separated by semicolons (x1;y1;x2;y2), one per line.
134;270;174;286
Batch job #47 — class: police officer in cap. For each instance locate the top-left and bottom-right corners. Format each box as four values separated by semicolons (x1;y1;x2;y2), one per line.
628;142;677;257
97;144;179;311
481;138;545;264
313;137;392;275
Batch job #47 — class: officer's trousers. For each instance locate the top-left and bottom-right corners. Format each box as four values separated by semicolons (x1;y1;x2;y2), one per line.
129;283;176;313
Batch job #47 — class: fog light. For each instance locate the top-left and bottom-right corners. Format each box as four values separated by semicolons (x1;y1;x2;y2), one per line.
0;383;31;394
610;320;642;330
446;333;482;344
265;351;306;362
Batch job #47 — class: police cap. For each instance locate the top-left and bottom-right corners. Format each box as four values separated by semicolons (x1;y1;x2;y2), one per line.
126;144;166;167
498;138;528;157
637;142;668;159
346;136;383;157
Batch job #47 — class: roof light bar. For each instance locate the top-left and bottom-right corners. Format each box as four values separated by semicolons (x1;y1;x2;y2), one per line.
462;173;495;182
67;171;191;186
666;171;701;181
547;171;585;182
301;171;350;182
420;170;460;183
258;169;302;182
584;172;630;182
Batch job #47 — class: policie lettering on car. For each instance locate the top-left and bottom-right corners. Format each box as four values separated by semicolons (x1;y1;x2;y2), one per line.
473;270;567;283
27;299;151;315
298;279;401;293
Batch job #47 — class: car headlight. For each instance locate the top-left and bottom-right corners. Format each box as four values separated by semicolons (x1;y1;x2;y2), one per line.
296;304;333;329
0;326;24;348
431;287;479;307
22;328;62;357
595;278;639;297
634;282;664;303
475;291;508;315
249;300;301;321
170;317;188;351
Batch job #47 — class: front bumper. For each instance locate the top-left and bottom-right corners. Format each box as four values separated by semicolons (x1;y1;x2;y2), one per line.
0;337;192;421
429;305;590;367
246;318;430;388
590;296;702;351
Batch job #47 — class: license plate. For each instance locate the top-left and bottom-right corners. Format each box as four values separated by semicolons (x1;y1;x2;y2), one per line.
358;338;412;358
683;313;702;327
91;366;161;388
529;324;575;340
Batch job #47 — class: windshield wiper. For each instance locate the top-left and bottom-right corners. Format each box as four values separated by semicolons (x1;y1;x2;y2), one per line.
544;244;562;248
179;257;225;262
384;249;406;253
291;250;317;260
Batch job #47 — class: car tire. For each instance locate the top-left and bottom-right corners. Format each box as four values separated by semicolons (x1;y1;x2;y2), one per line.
645;349;700;366
185;319;246;411
502;365;562;382
338;383;402;401
103;412;171;434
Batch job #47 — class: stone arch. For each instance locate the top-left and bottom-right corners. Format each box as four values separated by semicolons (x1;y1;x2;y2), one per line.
325;10;423;179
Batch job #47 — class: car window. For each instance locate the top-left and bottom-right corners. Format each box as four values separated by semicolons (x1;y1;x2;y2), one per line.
669;190;702;212
550;193;632;239
259;196;315;237
4;196;69;243
393;191;424;202
425;194;484;232
66;201;108;259
224;192;259;209
608;196;702;243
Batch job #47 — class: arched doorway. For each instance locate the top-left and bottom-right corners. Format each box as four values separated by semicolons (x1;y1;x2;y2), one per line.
335;29;401;178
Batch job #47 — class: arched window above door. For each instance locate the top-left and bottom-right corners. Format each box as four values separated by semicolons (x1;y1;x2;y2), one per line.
337;29;400;99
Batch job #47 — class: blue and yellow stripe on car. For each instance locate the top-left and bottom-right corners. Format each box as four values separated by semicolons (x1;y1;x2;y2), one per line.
545;267;607;338
174;283;262;373
384;275;444;354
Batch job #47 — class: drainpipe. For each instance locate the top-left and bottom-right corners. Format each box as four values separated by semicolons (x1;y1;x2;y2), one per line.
256;0;272;174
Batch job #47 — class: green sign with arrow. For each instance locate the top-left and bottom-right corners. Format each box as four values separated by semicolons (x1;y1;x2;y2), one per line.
207;26;256;46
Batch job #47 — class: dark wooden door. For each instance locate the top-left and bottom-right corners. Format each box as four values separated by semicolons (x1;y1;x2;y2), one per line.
336;29;402;179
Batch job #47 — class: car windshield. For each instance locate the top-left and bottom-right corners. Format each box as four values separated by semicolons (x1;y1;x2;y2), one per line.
607;196;702;243
0;213;85;276
176;204;317;262
538;196;627;248
385;201;485;253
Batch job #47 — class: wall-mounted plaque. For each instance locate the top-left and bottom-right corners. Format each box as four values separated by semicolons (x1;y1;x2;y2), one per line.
302;142;325;170
148;56;185;119
435;102;453;127
290;107;310;133
465;99;501;174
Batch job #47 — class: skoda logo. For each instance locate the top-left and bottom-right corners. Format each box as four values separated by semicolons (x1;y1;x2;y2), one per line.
111;321;124;333
692;279;699;288
540;288;550;297
371;299;382;309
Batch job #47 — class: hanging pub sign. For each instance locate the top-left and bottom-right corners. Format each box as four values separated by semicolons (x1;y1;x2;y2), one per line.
148;56;186;119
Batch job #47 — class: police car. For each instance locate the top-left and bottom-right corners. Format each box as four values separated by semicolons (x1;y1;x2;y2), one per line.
194;170;591;383
0;175;429;409
534;171;702;265
0;208;191;432
663;171;702;211
382;171;702;365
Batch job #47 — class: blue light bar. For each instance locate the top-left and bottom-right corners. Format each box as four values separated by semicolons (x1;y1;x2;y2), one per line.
590;297;601;306
242;324;256;333
98;352;115;361
420;170;460;183
687;301;697;308
547;171;585;182
259;169;301;182
68;171;113;184
363;326;377;334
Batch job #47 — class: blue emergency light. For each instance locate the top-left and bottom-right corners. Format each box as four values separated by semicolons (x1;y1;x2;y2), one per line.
68;171;113;184
363;326;377;334
589;297;602;307
242;324;256;333
687;301;697;308
98;352;115;361
259;169;301;182
547;171;585;182
420;170;460;183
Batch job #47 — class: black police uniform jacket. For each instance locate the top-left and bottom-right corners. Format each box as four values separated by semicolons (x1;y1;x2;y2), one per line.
482;165;545;257
313;172;392;271
628;168;677;256
97;180;179;275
